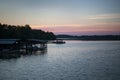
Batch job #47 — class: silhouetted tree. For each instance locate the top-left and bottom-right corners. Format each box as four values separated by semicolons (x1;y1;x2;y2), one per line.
0;23;56;40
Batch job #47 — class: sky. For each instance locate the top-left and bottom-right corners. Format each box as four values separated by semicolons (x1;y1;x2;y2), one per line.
0;0;120;35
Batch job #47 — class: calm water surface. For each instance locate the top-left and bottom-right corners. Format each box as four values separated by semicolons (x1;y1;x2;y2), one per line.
0;41;120;80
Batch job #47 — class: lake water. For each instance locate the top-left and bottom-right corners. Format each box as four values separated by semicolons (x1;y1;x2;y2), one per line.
0;41;120;80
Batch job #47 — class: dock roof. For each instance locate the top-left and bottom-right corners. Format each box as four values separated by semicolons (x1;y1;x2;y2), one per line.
0;39;20;45
0;39;47;45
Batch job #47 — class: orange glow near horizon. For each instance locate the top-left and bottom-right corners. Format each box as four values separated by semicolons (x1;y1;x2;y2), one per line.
31;23;120;33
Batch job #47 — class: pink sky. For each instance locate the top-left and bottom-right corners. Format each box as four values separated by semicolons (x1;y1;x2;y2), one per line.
30;13;120;35
31;23;120;35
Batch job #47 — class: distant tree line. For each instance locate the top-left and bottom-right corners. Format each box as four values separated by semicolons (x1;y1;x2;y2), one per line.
56;35;120;40
0;23;56;40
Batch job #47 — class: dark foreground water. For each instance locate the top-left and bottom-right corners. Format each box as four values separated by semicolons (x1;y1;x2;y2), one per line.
0;41;120;80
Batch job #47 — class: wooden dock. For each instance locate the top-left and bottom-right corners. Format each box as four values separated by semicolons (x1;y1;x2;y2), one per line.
21;39;47;51
0;39;48;59
0;39;47;52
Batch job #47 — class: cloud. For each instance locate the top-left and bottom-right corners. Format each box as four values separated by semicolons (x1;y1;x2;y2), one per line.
88;13;120;20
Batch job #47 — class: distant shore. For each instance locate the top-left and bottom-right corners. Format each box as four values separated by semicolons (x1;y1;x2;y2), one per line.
56;35;120;41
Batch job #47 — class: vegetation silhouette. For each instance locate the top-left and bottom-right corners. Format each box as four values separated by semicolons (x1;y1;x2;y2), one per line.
56;35;120;40
0;23;56;40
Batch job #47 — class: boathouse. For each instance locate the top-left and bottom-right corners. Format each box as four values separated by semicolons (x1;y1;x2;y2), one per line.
0;39;47;52
23;39;47;50
0;39;21;51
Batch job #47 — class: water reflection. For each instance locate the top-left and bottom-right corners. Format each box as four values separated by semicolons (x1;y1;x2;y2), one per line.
24;49;47;55
0;41;120;80
0;49;47;59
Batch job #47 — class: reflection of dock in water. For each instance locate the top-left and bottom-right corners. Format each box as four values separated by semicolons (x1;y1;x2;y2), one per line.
0;49;47;59
21;48;47;55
